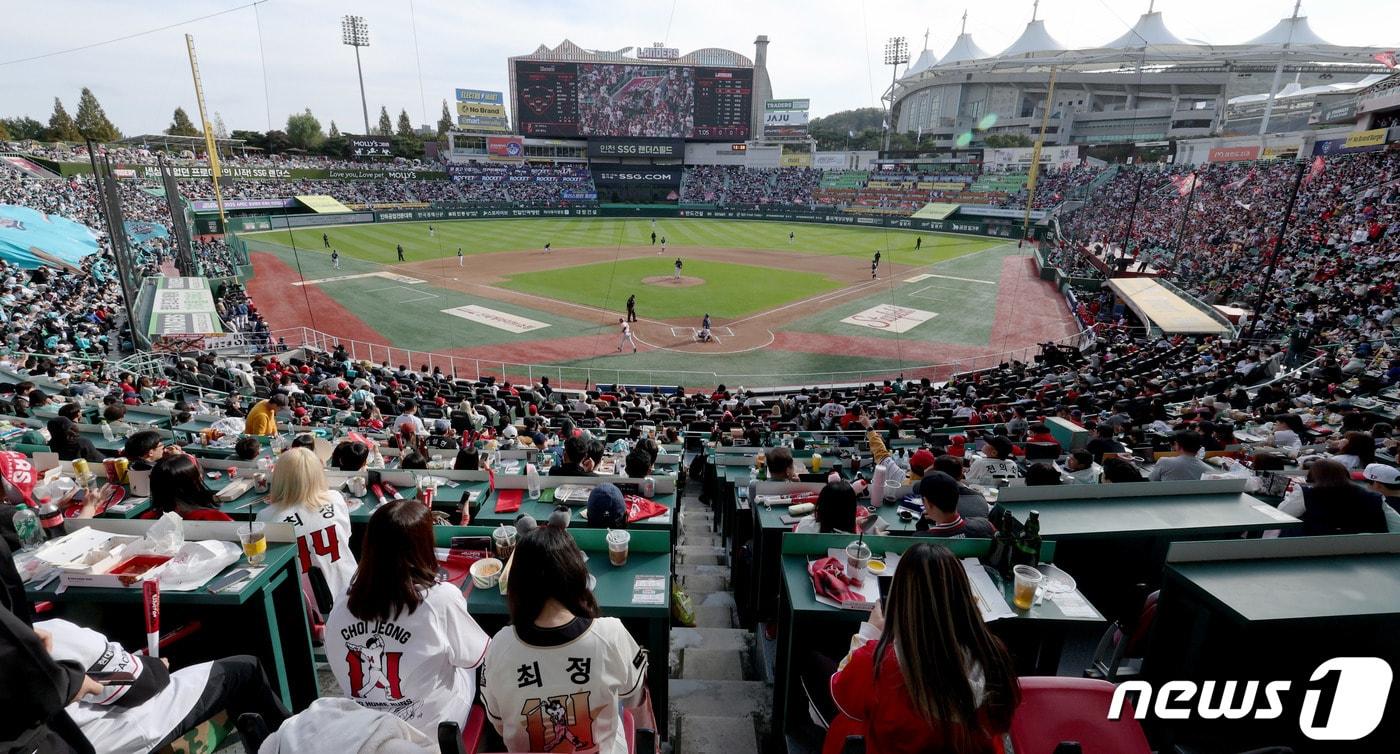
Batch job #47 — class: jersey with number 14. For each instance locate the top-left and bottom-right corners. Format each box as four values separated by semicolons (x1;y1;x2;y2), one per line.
483;616;647;754
256;490;356;599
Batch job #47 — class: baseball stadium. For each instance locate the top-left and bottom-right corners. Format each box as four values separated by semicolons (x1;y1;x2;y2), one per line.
2;2;1400;754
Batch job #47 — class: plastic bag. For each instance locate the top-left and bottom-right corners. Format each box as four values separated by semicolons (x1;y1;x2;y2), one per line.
209;416;246;437
157;540;241;591
1202;457;1261;492
125;512;187;556
670;578;696;627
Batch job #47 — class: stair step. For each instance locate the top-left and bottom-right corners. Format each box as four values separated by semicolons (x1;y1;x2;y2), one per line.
676;716;760;754
679;573;728;593
670;626;753;653
668;679;771;721
675;563;730;578
681;648;746;680
694;604;736;627
698;591;736;608
677;545;725;566
681;533;721;547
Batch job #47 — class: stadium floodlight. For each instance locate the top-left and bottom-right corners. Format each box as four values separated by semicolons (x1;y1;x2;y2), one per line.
882;36;909;151
341;15;372;135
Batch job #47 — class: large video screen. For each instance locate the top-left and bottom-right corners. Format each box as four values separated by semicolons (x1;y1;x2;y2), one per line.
514;61;752;140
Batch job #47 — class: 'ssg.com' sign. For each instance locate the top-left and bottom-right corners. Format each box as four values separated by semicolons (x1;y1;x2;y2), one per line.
1110;658;1392;741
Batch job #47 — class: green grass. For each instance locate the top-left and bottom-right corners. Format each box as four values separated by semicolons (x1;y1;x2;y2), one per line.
496;258;841;319
241;218;998;266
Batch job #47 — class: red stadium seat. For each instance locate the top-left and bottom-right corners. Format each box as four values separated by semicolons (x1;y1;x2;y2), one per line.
1008;677;1151;754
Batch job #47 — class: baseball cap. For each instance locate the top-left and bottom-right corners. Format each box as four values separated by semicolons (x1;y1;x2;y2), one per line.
586;483;628;528
1362;463;1400;486
909;449;937;474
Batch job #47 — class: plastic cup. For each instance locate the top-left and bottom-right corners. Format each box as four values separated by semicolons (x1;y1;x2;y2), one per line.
607;529;631;566
493;525;518;562
1012;564;1043;610
845;540;872;585
239;523;267;567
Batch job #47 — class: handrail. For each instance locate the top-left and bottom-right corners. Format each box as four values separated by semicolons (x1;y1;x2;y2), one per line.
232;326;1096;391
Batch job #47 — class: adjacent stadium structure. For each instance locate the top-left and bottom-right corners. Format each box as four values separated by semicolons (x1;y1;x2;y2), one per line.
892;5;1395;145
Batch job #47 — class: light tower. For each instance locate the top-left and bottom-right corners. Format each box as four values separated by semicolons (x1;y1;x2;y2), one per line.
882;36;909;152
341;15;371;135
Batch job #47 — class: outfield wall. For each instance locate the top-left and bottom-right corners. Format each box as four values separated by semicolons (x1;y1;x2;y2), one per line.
227;205;1035;240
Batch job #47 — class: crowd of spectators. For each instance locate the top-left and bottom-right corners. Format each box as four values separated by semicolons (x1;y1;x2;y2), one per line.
577;64;694;138
680;166;820;206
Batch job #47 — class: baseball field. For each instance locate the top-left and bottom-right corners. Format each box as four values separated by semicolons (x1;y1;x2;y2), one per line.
238;217;1079;388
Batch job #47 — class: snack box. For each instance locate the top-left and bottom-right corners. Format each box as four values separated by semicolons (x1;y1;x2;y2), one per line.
33;527;167;590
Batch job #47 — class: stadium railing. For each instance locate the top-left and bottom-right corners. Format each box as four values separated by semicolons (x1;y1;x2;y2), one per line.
247;326;1095;391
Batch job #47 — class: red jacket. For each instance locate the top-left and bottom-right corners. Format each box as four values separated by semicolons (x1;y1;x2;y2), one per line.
825;639;1005;754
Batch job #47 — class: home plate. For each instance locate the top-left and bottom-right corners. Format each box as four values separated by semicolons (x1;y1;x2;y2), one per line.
840;304;938;333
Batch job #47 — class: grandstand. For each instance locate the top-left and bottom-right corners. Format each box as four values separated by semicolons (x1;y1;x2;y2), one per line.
2;8;1400;754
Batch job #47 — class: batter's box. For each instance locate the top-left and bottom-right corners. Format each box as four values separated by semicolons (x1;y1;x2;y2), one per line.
909;284;962;302
670;326;733;338
369;285;440;304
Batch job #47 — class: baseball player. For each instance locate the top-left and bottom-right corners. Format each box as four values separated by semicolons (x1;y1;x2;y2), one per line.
331;249;340;270
457;247;464;266
626;294;637;323
396;243;405;262
673;257;682;281
617;319;637;353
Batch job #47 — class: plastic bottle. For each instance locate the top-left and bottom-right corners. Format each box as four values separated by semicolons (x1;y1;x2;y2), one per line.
526;463;541;501
13;504;44;550
101;420;115;441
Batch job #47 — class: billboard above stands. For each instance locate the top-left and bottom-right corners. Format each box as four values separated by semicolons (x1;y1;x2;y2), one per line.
763;98;810;139
984;145;1080;171
780;153;812;167
587;137;683;158
1208;145;1261;162
487;135;526;158
456;102;510;132
348;135;392;159
189;198;297;212
591;166;683;184
812;152;848;169
455;88;504;105
148;277;223;337
1312;131;1389;156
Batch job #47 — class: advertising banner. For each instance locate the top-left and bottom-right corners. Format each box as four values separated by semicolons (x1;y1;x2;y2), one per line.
456;102;510;132
1260;145;1300;160
326;168;449;181
148;276;222;337
189;198;298;212
591;166;683;184
1207;145;1262;162
984;146;1080;170
587;138;684;158
812;152;848;169
763;98;810;139
1342;128;1388;149
1312;135;1388;156
487;136;526;158
780;153;812;167
348;135;393;159
455;89;504;104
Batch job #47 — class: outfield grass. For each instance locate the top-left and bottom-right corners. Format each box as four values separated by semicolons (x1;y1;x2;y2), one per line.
496;257;842;319
242;218;999;266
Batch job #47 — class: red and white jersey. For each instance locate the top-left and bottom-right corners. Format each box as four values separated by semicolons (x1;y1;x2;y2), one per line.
483;616;647;754
257;490;356;600
324;582;489;737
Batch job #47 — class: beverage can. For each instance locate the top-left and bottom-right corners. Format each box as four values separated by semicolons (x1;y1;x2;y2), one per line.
113;457;129;484
72;458;90;478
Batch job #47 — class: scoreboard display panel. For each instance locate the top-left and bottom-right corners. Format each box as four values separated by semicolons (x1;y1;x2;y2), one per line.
514;60;752;140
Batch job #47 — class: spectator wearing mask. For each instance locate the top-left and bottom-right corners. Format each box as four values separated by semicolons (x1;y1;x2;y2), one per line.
482;526;649;754
1149;431;1214;482
324;500;489;738
913;472;996;538
822;542;1019;754
1280;459;1387;535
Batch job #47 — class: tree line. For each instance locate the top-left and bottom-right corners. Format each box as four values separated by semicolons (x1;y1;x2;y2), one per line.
0;89;464;160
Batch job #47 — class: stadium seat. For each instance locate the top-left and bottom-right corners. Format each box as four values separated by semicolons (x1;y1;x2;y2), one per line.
1008;677;1151;754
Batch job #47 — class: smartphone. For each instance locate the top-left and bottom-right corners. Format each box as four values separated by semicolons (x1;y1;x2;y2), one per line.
877;575;893;610
449;536;492;551
88;671;137;685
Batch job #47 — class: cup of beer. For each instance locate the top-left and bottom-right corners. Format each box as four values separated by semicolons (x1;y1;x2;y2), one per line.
239;523;268;567
606;529;631;566
1012;565;1043;611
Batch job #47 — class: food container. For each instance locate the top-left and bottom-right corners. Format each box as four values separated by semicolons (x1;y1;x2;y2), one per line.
469;557;504;589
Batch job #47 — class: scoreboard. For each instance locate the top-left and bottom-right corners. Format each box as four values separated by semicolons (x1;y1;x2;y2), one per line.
513;60;752;141
515;62;579;136
692;68;753;140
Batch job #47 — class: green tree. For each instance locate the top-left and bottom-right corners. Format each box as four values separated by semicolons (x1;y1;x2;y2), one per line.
285;108;325;150
391;134;424;159
262;129;291;154
166;107;201;137
437;99;453;135
46;98;82;142
0;120;7;140
984;133;1032;148
319;134;348;158
74;87;120;141
1;116;46;140
395;109;414;138
376;106;392;136
230;129;264;149
328;120;340;138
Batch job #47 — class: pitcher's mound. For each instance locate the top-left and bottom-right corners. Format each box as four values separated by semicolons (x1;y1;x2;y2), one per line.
642;275;703;287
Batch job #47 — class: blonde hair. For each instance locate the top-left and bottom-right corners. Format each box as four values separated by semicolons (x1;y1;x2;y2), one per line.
267;447;330;511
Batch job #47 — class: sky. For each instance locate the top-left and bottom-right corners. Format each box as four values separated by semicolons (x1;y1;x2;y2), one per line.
1;0;1396;136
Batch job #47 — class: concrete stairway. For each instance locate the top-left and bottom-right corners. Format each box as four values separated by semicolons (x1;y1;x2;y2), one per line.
669;498;771;753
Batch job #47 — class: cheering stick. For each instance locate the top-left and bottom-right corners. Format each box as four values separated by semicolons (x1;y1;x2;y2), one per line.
143;578;160;658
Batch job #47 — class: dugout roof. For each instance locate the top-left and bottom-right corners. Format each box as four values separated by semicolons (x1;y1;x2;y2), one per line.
1107;278;1230;336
